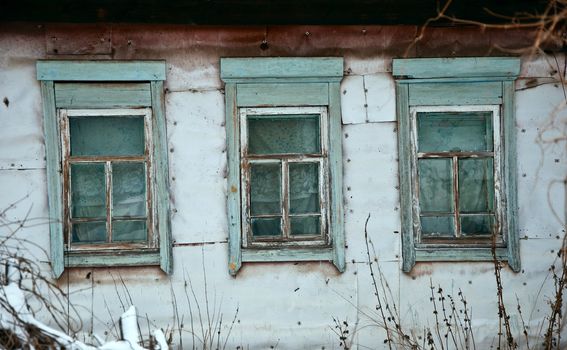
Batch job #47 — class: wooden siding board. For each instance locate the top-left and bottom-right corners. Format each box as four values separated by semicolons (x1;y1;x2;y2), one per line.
220;58;343;81
236;83;329;107
396;83;416;272
41;81;65;278
37;60;166;81
408;82;502;106
66;252;160;267
503;80;521;272
393;57;521;79
242;248;333;262
225;83;242;275
329;82;346;272
151;81;173;274
55;83;152;108
415;247;509;261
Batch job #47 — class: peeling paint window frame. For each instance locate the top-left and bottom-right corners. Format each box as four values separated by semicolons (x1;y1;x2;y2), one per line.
220;57;346;275
393;57;521;273
37;60;172;278
240;106;330;248
409;105;503;245
60;108;155;251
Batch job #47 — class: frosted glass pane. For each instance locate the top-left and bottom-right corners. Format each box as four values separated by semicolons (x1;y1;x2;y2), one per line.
250;163;281;215
248;115;320;154
251;217;281;237
70;116;145;156
289;162;319;214
421;216;454;237
418;158;453;213
461;215;494;236
417;111;493;152
72;222;106;243
290;216;321;236
71;163;106;218
459;158;494;213
112;162;146;217
113;220;147;242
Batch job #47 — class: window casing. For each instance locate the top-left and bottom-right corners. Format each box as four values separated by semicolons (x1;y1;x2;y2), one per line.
393;57;521;272
221;57;345;275
37;61;172;277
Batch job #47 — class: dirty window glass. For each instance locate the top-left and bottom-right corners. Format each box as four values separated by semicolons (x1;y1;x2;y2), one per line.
247;115;320;155
70;116;145;156
416;109;497;240
417;111;493;152
242;107;327;245
65;109;151;247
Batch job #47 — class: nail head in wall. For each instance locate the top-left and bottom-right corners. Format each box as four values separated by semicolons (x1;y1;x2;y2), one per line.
3;97;8;107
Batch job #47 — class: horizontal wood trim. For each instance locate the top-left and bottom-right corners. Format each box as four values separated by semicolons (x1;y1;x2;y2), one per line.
237;83;329;106
415;247;509;261
393;57;520;79
65;250;160;267
37;60;166;81
409;82;502;106
55;83;152;108
242;247;333;262
220;57;343;82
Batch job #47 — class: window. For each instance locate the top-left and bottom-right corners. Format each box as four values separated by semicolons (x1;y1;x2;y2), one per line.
393;57;521;272
241;107;329;247
37;61;172;277
221;58;345;275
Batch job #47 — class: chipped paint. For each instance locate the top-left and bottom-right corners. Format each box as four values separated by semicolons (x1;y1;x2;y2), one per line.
0;23;566;349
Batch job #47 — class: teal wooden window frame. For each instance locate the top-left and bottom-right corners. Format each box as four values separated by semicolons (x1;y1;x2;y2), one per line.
220;57;345;275
37;61;172;277
393;57;521;272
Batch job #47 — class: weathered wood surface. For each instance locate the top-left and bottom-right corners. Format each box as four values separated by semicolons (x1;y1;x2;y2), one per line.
55;83;152;108
221;58;343;81
151;81;173;274
393;57;521;79
37;61;166;81
408;82;502;106
237;83;329;107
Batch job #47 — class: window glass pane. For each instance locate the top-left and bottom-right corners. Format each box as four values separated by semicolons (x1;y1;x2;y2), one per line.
461;214;494;236
458;158;494;213
418;158;453;213
247;115;320;154
71;163;106;218
250;162;281;215
70;116;145;156
112;162;146;217
113;220;147;242
72;221;106;243
289;162;320;214
290;216;321;236
251;217;281;237
420;216;454;238
417;111;493;152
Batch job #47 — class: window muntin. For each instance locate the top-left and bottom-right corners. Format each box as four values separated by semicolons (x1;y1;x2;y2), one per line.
60;108;154;250
410;105;502;245
240;107;329;248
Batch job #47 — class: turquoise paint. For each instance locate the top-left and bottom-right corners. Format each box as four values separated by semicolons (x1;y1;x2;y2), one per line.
393;57;521;272
221;57;345;274
37;60;166;81
55;83;152;108
41;81;65;278
393;57;521;79
38;61;172;276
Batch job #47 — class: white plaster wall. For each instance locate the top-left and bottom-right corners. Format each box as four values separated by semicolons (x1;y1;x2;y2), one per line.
0;25;565;349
